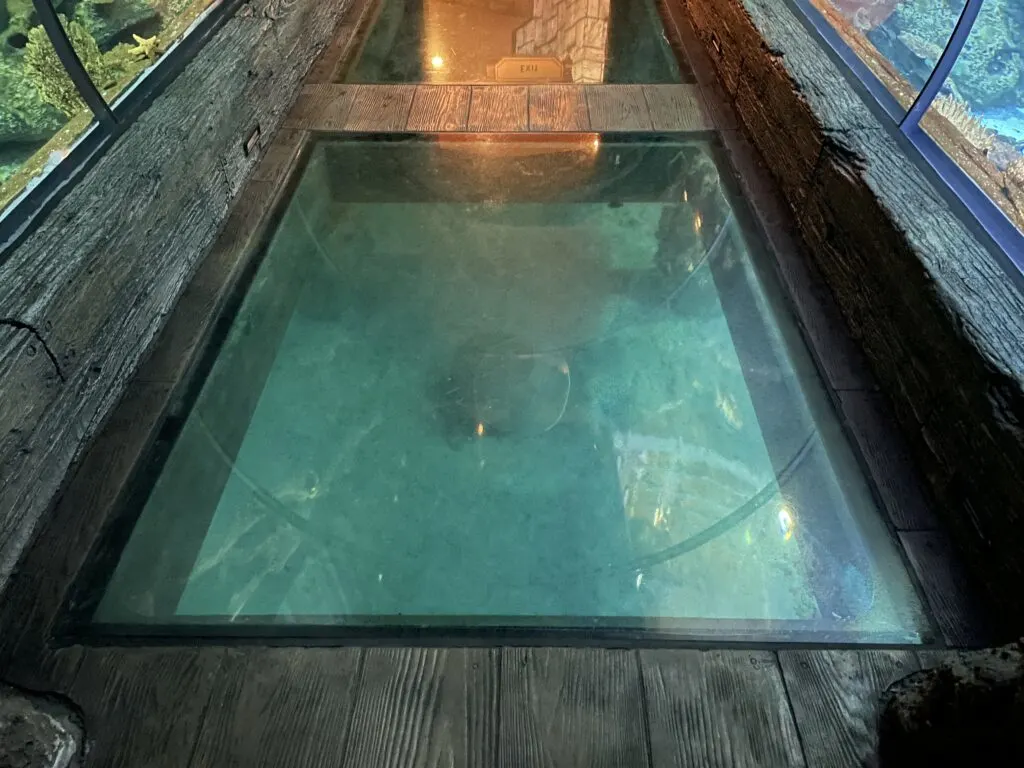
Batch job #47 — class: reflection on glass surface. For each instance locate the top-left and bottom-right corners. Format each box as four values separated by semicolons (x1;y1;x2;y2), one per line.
345;0;685;84
923;0;1024;234
90;136;929;643
810;0;966;109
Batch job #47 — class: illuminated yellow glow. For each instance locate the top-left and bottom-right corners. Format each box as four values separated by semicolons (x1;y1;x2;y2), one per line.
431;55;445;69
683;189;689;203
694;211;703;234
777;504;796;541
476;422;485;437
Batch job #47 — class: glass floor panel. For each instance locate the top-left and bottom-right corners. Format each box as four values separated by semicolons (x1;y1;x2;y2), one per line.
343;0;688;84
85;135;929;643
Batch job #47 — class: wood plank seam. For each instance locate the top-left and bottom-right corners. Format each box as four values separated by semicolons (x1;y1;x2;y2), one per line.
773;650;813;768
338;648;367;759
633;650;656;768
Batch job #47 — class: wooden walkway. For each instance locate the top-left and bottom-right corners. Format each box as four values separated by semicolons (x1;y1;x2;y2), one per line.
0;0;992;766
288;83;716;133
1;644;959;768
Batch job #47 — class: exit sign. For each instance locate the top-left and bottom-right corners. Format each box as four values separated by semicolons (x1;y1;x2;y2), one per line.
493;56;565;83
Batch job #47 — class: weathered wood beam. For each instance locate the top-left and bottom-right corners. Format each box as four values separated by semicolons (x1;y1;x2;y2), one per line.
0;0;354;595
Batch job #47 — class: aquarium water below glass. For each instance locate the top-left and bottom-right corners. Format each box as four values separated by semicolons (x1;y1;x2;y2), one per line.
90;136;930;643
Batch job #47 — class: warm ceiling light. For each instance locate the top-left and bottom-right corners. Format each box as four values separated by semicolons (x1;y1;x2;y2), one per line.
431;55;445;69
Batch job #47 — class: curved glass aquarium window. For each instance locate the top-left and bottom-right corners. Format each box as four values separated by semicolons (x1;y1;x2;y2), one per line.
0;0;219;218
922;0;1024;235
809;0;966;111
95;0;220;106
1;6;93;212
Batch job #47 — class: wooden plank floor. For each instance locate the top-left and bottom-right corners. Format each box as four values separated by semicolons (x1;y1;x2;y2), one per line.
288;83;716;134
5;645;964;768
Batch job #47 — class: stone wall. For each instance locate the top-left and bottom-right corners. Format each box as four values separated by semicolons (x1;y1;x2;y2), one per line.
0;0;353;599
679;0;1024;636
514;0;610;82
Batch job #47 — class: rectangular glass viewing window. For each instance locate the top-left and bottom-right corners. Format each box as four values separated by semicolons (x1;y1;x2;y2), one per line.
84;135;929;644
343;0;688;84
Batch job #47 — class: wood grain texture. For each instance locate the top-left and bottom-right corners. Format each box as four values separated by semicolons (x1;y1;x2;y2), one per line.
0;380;170;687
741;0;876;129
528;86;589;131
343;648;498;768
137;180;276;386
345;85;416;131
190;649;362;768
643;85;714;131
640;649;805;768
0;0;354;598
899;531;989;647
407;86;472;132
586;86;653;131
778;650;920;768
839;392;938;531
290;84;355;130
69;648;223;768
0;325;62;498
468;86;529;132
500;648;648;768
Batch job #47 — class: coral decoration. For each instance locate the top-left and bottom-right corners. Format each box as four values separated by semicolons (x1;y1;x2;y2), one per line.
828;0;902;31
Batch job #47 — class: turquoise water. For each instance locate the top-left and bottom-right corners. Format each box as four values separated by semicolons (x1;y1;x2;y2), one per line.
857;0;1024;155
91;137;928;642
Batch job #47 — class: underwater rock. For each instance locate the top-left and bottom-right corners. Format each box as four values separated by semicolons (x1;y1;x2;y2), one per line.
887;0;1024;110
0;683;82;768
989;136;1021;172
75;0;161;51
0;50;64;145
877;642;1024;767
3;0;33;49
